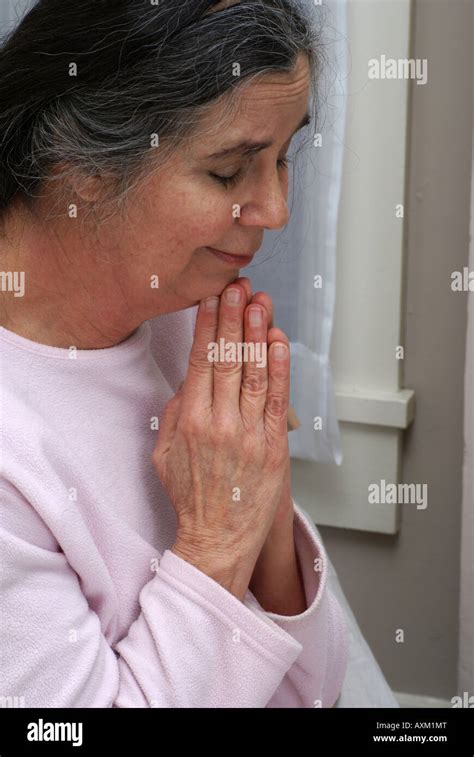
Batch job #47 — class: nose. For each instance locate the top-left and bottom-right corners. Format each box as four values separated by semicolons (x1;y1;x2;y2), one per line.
240;169;290;230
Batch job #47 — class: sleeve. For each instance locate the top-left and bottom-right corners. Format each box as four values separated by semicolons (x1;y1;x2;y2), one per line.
1;483;347;708
0;484;304;708
243;502;349;708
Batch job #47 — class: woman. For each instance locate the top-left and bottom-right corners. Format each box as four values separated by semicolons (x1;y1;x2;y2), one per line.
0;0;348;707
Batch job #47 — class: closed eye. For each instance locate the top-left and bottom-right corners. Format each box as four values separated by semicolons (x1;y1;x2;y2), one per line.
209;156;291;189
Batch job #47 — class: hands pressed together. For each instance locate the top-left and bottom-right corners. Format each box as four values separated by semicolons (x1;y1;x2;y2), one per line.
153;277;302;608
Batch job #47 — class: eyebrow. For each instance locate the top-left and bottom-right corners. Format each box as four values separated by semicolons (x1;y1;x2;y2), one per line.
205;111;311;160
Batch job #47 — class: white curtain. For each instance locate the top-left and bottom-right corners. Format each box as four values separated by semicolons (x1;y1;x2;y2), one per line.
0;0;33;36
458;143;474;696
243;0;346;464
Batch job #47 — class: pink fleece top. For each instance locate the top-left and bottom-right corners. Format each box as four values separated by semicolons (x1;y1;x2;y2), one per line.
0;306;348;708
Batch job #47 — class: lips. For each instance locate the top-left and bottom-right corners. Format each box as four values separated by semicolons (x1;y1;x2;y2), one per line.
206;247;255;267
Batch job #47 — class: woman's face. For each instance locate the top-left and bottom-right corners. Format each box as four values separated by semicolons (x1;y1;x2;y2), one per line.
99;52;311;319
1;52;311;348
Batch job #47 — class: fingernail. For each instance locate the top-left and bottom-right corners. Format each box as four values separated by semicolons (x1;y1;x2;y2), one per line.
225;288;241;304
273;343;287;360
204;296;219;311
249;307;263;326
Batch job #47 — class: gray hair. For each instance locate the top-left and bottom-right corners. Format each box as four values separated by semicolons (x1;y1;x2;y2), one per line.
0;0;327;230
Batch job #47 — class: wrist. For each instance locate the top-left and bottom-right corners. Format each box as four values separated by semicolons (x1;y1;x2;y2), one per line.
265;496;295;546
170;540;251;602
249;530;307;615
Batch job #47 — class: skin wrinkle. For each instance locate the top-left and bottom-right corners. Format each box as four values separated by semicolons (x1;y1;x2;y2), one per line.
0;54;311;350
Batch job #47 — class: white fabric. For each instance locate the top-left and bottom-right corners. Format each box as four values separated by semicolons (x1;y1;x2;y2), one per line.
0;0;33;35
243;0;347;465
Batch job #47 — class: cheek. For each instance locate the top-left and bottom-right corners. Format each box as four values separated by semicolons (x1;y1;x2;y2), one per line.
135;176;234;260
166;195;234;248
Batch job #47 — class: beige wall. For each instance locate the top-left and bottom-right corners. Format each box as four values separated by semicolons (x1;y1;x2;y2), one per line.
320;0;472;699
459;147;474;696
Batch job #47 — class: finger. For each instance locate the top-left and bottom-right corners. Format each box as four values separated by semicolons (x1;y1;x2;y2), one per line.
212;282;247;417
264;341;290;441
233;276;252;304
181;295;219;411
267;326;288;348
266;329;299;431
240;303;268;431
250;291;273;329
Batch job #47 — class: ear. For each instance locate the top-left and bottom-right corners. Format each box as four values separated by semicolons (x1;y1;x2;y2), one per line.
70;172;105;202
51;161;107;203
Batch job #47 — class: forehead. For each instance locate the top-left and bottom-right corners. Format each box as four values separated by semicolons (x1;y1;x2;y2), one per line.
193;53;311;143
238;54;311;114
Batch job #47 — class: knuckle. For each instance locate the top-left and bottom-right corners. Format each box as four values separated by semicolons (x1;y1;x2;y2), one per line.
266;393;288;418
241;369;267;395
189;344;215;370
212;358;242;377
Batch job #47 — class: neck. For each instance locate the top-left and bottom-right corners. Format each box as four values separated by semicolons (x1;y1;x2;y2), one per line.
0;202;142;350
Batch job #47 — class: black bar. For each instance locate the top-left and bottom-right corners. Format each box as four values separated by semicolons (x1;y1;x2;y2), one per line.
0;707;472;755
